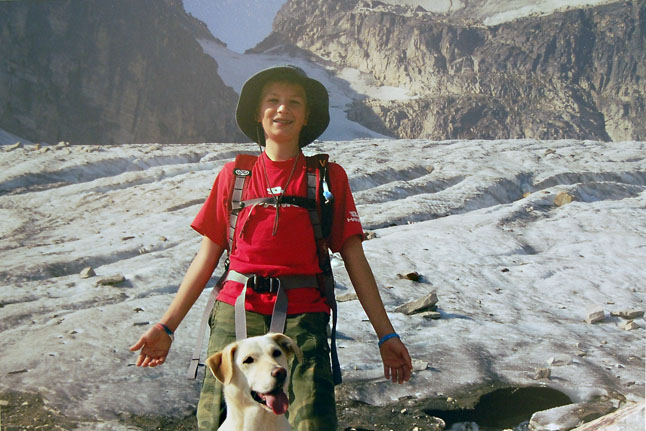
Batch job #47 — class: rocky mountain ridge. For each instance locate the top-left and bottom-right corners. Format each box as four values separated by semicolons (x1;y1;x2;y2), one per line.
1;0;643;145
0;0;243;145
271;0;645;141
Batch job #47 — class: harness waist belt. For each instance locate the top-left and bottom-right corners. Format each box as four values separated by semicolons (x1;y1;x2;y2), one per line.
226;270;319;340
225;271;318;293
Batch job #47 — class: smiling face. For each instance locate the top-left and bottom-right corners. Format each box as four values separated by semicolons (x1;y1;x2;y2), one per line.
256;81;309;150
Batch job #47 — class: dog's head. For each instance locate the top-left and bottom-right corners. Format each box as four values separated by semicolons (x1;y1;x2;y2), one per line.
206;333;303;415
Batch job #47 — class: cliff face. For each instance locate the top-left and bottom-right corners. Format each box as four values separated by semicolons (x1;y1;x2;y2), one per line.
0;0;243;145
272;0;645;141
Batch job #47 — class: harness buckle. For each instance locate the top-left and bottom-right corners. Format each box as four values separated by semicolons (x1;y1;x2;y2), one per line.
250;275;280;294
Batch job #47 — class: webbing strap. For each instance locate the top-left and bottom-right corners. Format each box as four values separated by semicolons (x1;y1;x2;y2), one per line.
306;170;342;385
187;270;227;379
234;281;249;340
228;173;248;252
270;285;289;335
226;270;319;338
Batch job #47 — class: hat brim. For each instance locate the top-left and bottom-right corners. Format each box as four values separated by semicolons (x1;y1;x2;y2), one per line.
236;66;330;147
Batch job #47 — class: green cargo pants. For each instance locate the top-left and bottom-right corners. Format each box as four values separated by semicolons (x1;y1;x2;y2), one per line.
196;301;338;431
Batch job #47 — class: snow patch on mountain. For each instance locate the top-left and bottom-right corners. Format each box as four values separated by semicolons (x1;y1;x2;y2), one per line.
197;39;392;141
183;0;286;53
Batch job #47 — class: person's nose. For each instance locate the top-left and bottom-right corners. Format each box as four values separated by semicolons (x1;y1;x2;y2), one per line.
277;103;289;114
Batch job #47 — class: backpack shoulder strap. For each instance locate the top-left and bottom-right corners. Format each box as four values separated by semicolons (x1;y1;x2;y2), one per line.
188;154;257;380
305;154;342;384
305;154;333;238
228;154;258;252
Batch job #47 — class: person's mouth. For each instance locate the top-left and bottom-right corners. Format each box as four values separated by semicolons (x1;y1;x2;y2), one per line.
273;118;293;125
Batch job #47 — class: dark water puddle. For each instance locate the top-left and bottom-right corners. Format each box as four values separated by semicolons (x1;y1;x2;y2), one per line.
424;387;572;430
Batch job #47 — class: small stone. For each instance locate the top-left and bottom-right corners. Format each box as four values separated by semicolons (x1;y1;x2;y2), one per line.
79;266;96;279
586;306;605;323
400;408;408;414
576;350;587;357
548;355;573;366
554;192;574;206
544;148;556;156
336;293;358;302
0;399;9;406
411;359;429;371
534;368;551;380
133;321;150;326
529;400;614;431
6;141;22;151
622;320;640;331
133;307;144;313
394;292;438;315
419;311;441;319
96;274;126;286
363;231;377;240
611;309;644;320
398;271;422;281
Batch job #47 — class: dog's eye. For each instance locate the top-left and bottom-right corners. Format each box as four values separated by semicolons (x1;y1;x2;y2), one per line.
243;356;254;364
272;349;282;358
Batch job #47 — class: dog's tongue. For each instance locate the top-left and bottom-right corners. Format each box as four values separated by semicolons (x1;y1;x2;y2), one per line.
265;390;289;415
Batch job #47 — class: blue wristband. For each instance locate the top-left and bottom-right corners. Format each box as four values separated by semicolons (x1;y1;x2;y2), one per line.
378;332;399;347
156;323;174;342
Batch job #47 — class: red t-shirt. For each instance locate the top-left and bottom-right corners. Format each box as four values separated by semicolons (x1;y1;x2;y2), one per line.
191;151;363;315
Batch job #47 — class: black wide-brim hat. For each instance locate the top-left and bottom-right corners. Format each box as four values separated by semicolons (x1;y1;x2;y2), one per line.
236;65;330;148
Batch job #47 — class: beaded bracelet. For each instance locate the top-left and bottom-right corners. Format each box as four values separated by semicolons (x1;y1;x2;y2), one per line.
378;332;399;347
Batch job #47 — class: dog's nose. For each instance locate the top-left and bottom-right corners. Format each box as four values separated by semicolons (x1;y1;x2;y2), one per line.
272;367;287;384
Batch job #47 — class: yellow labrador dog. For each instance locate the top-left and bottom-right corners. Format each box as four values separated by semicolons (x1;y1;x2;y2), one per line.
206;333;303;431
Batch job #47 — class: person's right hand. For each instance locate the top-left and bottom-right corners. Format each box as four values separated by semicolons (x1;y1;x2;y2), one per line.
129;325;173;367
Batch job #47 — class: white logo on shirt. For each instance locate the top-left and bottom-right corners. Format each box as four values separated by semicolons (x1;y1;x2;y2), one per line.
347;211;360;223
267;186;284;195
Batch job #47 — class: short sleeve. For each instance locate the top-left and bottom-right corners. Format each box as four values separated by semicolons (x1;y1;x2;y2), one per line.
190;162;234;249
327;163;364;253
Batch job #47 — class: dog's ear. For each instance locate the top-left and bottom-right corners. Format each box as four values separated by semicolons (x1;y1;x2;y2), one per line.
270;333;303;363
206;344;237;385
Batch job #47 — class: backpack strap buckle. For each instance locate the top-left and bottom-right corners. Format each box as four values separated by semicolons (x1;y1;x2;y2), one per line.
250;275;281;294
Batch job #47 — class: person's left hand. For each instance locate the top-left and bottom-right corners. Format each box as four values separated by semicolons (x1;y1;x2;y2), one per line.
379;337;413;384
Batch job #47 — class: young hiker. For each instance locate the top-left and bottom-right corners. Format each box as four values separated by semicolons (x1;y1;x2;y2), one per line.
130;65;413;430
